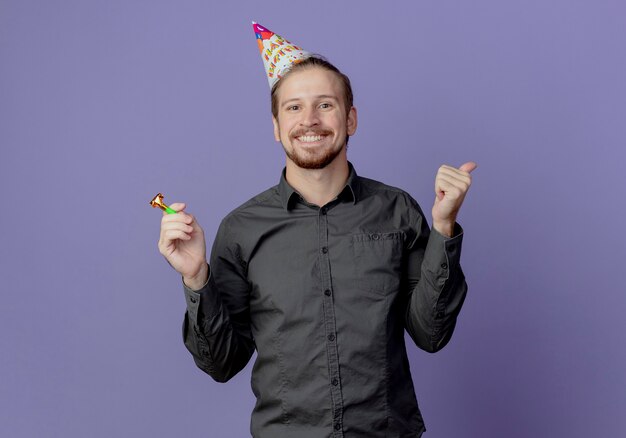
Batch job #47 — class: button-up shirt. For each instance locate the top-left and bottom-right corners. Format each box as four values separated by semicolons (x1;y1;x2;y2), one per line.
182;163;468;438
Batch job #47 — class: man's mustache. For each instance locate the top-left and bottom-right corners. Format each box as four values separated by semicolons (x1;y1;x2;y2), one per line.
291;129;333;138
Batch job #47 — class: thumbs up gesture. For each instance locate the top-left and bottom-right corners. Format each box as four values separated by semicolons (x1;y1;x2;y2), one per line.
431;162;477;237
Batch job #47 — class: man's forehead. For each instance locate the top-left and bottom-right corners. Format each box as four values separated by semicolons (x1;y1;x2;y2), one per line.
277;68;342;102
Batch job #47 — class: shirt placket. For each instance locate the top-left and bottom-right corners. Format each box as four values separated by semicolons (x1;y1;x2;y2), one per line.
318;205;344;437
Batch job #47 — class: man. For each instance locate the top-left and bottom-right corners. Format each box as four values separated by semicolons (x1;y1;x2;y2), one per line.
158;23;476;437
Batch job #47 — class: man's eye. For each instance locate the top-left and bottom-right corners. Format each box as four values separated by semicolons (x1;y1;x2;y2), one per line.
320;103;331;109
287;105;299;111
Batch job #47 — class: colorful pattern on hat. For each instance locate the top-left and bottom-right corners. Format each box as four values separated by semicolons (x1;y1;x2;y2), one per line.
252;21;312;88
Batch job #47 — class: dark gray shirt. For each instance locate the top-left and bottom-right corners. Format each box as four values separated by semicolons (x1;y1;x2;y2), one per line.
182;163;468;438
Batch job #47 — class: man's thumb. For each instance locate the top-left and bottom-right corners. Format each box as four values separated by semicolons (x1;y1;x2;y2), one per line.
459;162;478;173
169;202;186;212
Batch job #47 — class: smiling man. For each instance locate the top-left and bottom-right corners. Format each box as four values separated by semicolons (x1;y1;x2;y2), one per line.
271;63;355;172
157;23;476;438
270;59;358;207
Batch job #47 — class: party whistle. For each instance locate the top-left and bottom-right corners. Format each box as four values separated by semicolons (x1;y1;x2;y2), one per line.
149;193;177;214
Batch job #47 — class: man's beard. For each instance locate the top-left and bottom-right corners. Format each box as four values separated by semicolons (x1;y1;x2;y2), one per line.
280;126;348;169
283;141;345;170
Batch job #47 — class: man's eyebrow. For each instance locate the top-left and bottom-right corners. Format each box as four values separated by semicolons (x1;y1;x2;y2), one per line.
282;95;339;106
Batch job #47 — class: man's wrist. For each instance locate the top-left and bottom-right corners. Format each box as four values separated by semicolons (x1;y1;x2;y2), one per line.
183;263;209;291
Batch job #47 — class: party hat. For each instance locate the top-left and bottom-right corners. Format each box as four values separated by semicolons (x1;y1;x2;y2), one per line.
252;21;312;88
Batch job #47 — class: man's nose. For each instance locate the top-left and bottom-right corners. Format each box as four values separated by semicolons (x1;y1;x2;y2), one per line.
300;107;320;126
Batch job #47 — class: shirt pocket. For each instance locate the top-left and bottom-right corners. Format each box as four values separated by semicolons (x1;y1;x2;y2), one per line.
352;231;404;294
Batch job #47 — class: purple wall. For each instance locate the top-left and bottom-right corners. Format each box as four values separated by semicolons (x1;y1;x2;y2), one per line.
2;1;625;437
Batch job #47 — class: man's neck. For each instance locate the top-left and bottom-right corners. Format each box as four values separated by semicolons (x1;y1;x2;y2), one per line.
285;156;350;207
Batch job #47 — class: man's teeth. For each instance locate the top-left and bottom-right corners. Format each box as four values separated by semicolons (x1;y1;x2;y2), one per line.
297;135;325;143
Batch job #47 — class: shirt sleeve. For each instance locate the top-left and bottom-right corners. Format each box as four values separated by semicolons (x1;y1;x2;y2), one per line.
181;218;255;383
403;197;468;353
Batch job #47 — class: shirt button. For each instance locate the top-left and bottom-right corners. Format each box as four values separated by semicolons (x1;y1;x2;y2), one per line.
334;423;341;431
324;289;331;296
328;334;335;341
331;378;339;386
190;296;197;303
322;247;328;254
321;207;327;215
441;262;448;269
436;311;444;319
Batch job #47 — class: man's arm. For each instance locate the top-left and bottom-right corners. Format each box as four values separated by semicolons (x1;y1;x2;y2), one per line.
181;219;255;383
403;211;467;353
403;162;475;352
182;275;255;383
157;202;254;382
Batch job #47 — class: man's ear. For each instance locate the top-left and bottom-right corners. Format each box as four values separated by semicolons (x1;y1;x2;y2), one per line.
347;106;358;136
272;116;281;142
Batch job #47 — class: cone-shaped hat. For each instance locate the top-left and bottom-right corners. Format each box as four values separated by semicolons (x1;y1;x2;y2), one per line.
252;22;312;88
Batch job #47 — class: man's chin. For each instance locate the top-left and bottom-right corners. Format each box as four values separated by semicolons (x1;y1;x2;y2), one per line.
285;146;344;170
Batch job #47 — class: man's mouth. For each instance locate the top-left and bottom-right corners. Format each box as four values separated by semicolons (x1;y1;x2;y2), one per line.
296;134;327;143
293;130;333;144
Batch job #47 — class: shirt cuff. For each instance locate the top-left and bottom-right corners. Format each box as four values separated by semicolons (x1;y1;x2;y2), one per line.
182;265;210;325
183;282;203;325
423;222;464;276
182;264;226;323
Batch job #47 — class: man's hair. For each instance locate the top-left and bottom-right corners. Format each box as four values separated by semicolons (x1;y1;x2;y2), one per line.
270;56;354;120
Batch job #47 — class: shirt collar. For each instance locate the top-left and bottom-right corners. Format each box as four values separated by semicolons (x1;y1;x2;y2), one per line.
278;161;361;211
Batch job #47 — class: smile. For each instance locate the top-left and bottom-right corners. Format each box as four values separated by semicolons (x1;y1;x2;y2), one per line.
296;135;327;143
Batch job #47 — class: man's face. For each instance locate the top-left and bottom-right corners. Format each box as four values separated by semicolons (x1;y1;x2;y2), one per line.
272;67;357;170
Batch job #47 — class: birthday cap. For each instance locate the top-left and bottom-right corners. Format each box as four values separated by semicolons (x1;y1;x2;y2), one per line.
252;21;312;88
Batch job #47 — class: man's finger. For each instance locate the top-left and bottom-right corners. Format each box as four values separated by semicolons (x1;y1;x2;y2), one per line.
458;162;478;174
162;202;186;216
438;167;471;185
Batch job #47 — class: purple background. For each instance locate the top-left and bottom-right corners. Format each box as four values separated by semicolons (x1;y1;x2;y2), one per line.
2;1;625;437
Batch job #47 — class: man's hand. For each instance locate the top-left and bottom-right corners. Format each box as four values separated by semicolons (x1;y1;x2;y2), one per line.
431;162;477;237
158;202;209;290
